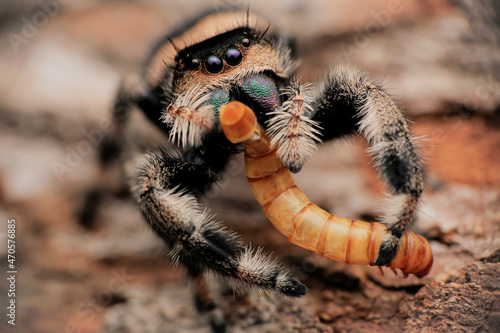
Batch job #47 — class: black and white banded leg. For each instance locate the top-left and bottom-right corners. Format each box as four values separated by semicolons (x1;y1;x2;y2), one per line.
311;66;425;266
137;149;308;299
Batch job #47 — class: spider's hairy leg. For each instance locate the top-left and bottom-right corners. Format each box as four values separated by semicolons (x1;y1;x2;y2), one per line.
137;149;307;298
311;66;425;266
189;267;226;333
113;74;232;331
266;78;322;173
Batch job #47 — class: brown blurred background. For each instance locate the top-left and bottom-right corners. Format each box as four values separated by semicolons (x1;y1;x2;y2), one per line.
0;1;499;332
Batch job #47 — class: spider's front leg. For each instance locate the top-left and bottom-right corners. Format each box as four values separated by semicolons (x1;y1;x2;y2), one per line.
270;67;425;267
136;145;306;332
313;67;425;266
136;142;307;296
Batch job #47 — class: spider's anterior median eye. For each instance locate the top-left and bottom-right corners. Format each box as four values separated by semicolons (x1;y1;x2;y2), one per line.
225;48;242;66
206;55;223;73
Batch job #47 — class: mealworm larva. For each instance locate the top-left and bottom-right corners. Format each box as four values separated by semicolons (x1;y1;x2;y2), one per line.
220;101;433;277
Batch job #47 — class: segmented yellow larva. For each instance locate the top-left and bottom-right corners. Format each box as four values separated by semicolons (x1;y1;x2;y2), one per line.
220;101;433;277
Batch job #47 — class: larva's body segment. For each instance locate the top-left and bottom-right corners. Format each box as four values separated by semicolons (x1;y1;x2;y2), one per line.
220;101;433;277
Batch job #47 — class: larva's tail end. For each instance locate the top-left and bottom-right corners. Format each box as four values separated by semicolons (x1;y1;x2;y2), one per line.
409;234;434;277
375;234;433;277
219;101;257;144
415;253;433;277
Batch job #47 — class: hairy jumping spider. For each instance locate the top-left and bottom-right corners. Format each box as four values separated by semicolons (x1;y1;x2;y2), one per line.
104;10;424;332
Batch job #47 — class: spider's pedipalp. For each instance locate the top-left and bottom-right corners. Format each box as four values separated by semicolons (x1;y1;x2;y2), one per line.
162;86;216;148
267;78;322;173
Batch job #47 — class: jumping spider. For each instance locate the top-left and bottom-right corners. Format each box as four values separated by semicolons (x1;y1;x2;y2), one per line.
104;9;424;332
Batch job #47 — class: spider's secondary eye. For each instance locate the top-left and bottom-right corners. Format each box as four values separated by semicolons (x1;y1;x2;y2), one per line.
242;38;251;47
190;58;200;68
225;48;242;66
206;55;223;73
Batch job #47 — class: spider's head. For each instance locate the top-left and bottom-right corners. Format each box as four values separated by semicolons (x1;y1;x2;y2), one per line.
150;11;297;117
174;26;256;78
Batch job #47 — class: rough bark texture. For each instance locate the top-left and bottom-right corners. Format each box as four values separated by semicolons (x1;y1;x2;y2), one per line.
404;262;500;333
0;1;498;333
